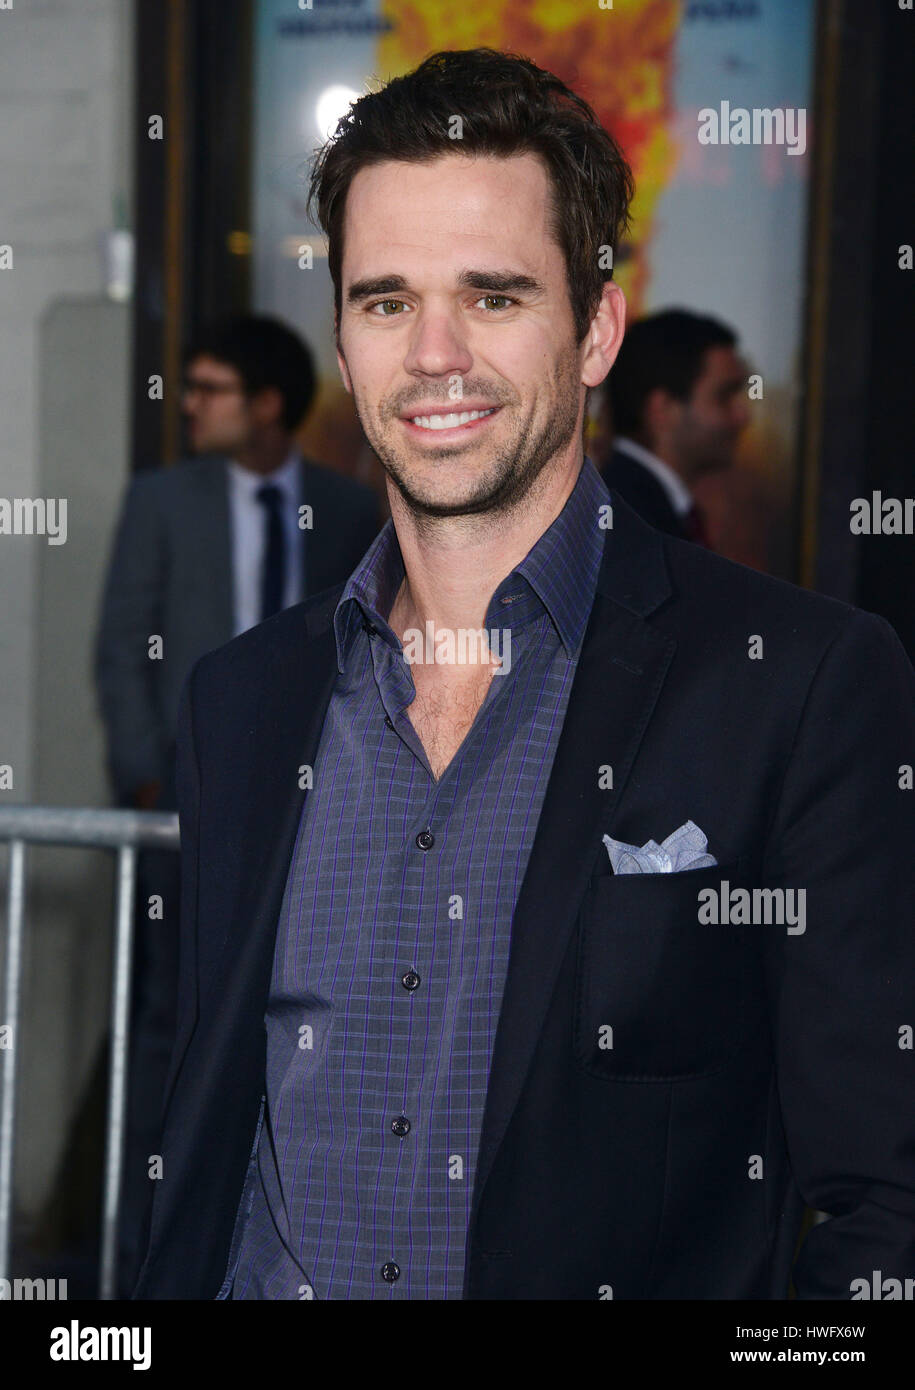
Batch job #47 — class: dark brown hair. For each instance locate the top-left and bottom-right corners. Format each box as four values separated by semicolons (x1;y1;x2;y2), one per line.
307;47;634;346
186;314;317;431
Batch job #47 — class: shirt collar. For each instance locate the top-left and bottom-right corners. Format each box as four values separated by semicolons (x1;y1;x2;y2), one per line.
613;436;694;516
332;455;610;674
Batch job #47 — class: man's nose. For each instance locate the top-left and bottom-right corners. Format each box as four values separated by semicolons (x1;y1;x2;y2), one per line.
402;308;474;379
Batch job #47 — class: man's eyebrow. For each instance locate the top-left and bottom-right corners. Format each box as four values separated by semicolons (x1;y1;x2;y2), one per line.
345;268;546;306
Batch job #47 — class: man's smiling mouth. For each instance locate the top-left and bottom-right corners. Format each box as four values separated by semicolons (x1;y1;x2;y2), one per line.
401;406;501;435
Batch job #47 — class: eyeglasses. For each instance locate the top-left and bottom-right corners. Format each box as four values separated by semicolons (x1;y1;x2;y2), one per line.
182;378;245;398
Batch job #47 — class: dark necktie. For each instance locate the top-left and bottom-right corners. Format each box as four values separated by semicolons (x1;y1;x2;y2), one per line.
256;483;286;620
683;502;712;549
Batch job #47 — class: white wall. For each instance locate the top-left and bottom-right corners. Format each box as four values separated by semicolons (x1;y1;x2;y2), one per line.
0;0;135;1224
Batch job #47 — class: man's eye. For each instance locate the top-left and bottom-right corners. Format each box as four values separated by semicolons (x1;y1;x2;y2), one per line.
366;295;516;316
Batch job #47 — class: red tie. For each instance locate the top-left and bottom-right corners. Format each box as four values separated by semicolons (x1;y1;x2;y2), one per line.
684;503;712;549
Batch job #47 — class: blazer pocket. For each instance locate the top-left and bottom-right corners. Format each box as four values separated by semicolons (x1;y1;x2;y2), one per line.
574;857;755;1081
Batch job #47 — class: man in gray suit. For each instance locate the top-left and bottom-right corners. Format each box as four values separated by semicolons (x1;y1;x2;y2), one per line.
96;314;381;812
93;313;381;1293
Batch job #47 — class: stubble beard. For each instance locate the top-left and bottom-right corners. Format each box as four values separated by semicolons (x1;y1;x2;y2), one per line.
356;347;584;524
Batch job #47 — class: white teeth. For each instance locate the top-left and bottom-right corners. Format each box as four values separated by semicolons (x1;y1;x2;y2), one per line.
410;408;496;430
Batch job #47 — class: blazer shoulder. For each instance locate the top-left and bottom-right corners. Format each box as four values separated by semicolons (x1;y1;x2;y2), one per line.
123;455;224;500
302;457;377;510
168;455;226;490
658;529;866;649
191;583;342;683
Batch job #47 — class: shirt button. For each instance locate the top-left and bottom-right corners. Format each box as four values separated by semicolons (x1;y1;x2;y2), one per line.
381;1262;400;1282
384;714;394;729
415;828;434;850
391;1115;411;1138
401;969;421;991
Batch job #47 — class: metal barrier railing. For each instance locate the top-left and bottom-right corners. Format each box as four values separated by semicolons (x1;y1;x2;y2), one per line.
0;806;179;1299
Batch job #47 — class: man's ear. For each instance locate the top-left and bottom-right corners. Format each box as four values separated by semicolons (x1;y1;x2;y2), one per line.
581;281;626;389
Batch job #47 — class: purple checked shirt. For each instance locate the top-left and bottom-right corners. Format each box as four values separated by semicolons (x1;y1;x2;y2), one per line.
224;456;609;1299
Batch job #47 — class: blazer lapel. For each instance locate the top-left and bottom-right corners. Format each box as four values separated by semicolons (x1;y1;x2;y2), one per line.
204;587;342;998
469;499;676;1234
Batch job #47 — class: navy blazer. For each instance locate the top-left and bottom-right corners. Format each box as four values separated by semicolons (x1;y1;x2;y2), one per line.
133;490;915;1299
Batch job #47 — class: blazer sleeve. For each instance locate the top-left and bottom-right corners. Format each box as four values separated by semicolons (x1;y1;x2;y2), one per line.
93;472;169;801
160;660;201;1117
132;661;202;1296
760;607;915;1297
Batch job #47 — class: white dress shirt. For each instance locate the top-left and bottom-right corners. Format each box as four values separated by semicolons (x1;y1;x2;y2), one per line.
613;436;694;517
227;449;304;637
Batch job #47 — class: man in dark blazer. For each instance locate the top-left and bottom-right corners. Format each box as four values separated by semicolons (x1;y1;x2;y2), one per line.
133;50;915;1301
597;309;751;547
95;314;380;1294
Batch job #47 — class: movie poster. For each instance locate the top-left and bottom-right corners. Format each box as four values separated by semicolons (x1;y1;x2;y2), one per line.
252;0;815;575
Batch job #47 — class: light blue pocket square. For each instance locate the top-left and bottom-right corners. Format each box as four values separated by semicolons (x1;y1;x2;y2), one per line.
602;820;718;875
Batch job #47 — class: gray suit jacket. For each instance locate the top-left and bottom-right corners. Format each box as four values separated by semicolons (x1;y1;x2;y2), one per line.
94;453;381;803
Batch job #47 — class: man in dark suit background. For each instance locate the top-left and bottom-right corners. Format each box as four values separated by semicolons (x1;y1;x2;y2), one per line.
133;51;915;1301
94;313;381;1294
597;309;750;547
